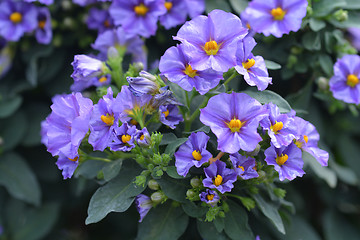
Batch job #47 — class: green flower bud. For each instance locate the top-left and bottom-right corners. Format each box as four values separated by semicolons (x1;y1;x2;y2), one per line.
161;154;171;165
151;191;164;204
147;164;154;171
190;177;202;188
152;153;162;165
97;170;104;180
274;188;286;199
334;9;348;22
151;132;163;146
135;154;146;165
317;77;329;91
135;175;147;187
218;211;225;218
186;189;196;199
148;179;160;190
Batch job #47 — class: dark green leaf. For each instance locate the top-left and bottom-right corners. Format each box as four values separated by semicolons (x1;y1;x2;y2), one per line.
330;161;358;186
323;210;360;240
313;0;346;17
197;220;229;240
0;110;27;151
0;95;22;119
243;90;292;113
182;201;207;218
185;125;210;134
265;60;282;70
229;0;248;14
102;159;123;182
85;162;145;224
166;166;188;179
253;194;285;234
280;216;321;240
137;202;189;240
0;153;41;206
157;173;188;202
224;200;254;239
160;133;178;145
318;54;334;76
329;11;360;28
214;217;225;233
302;32;321;51
338;135;360;180
165;138;188;156
75;160;107;179
343;0;360;9
309;18;326;31
206;0;231;13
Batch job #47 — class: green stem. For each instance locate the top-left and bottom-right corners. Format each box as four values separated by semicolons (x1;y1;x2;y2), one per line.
224;193;243;200
223;71;238;89
87;156;112;163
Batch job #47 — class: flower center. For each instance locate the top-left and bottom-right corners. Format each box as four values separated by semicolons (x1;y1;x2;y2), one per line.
68;156;79;162
276;154;288;165
184;64;198;78
10;12;22;23
163;109;169;117
214;174;223;186
140;134;145;141
242;58;255;70
100;113;115;126
134;4;149;16
164;1;173;11
271;7;286;20
227;118;244;133
270;121;283;134
347;74;359;87
121;134;131;143
294;140;303;148
206;194;214;201
246;23;251;29
238;165;245;172
38;20;46;29
204;40;220;55
192;150;202;161
98;76;108;83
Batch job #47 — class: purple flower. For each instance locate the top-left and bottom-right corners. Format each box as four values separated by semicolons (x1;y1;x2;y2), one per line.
110;122;137;152
159;0;187;30
243;0;308;38
45;93;93;159
159;45;223;95
71;54;107;85
329;54;360;105
56;154;79;179
151;86;181;108
174;9;248;72
294;117;329;166
184;0;205;19
203;160;237;194
174;132;212;176
230;153;259;180
135;127;151;147
159;104;183;129
348;27;360;51
73;0;96;6
199;189;220;206
25;0;54;5
113;85;152;123
127;71;160;96
35;7;52;44
200;92;268;154
135;194;153;222
109;0;166;38
264;143;305;181
89;87;120;151
235;36;272;91
0;0;37;42
260;103;297;148
87;7;114;33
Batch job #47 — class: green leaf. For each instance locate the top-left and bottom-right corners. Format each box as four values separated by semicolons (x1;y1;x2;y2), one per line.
338;135;360;180
182;201;207;218
214;217;225;232
0;153;41;206
312;0;346;17
85;162;145;224
329;11;360;28
75;160;107;179
184;125;210;134
265;60;282;70
165;138;188;156
160;133;178;145
102;159;123;182
224;200;254;239
302;32;321;51
206;0;231;13
330;161;358;186
343;0;360;9
323;210;360;240
279;216;321;240
137;202;189;240
0;110;27;151
303;151;337;188
229;0;248;14
0;95;22;119
318;54;334;76
309;18;326;31
166;166;188;179
243;90;292;113
253;194;285;234
197;220;229;240
157;173;188;202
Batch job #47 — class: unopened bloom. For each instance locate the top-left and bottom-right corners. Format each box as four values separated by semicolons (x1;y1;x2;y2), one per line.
87;7;114;33
243;0;308;38
71;55;107;85
174;132;212;176
110;122;137;152
230;153;259;180
109;0;166;38
159;45;223;95
35;7;52;44
135;194;153;222
329;54;360;104
203;160;237;194
294;116;329;166
151;86;181;109
260;103;297;148
199;189;220;206
264;143;305;181
127;71;160;96
200;92;268;154
235;36;272;91
159;0;187;29
56;154;79;179
174;9;248;72
159;104;183;129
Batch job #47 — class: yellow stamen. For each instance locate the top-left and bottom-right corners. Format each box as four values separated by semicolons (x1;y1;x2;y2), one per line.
206;194;214;201
38;20;46;29
140;135;145;141
121;134;131;143
246;23;251;29
303;135;308;143
227;118;244;133
276;154;288;166
164;1;173;11
10;12;22;23
242;58;255;70
192;150;202;161
68;156;78;162
98;76;107;83
238;166;245;172
214;175;223;186
271;7;286;20
347;74;359;87
270;121;283;134
100;114;115;126
295;140;303;148
184;64;198;78
163;109;169;117
134;4;149;16
204;40;220;55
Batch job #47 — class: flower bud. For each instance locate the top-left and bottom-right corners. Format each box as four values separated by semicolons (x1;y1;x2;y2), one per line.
190;177;202;188
148;179;160;190
317;77;329;91
334;9;348;22
186;189;196;199
151;191;164;204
